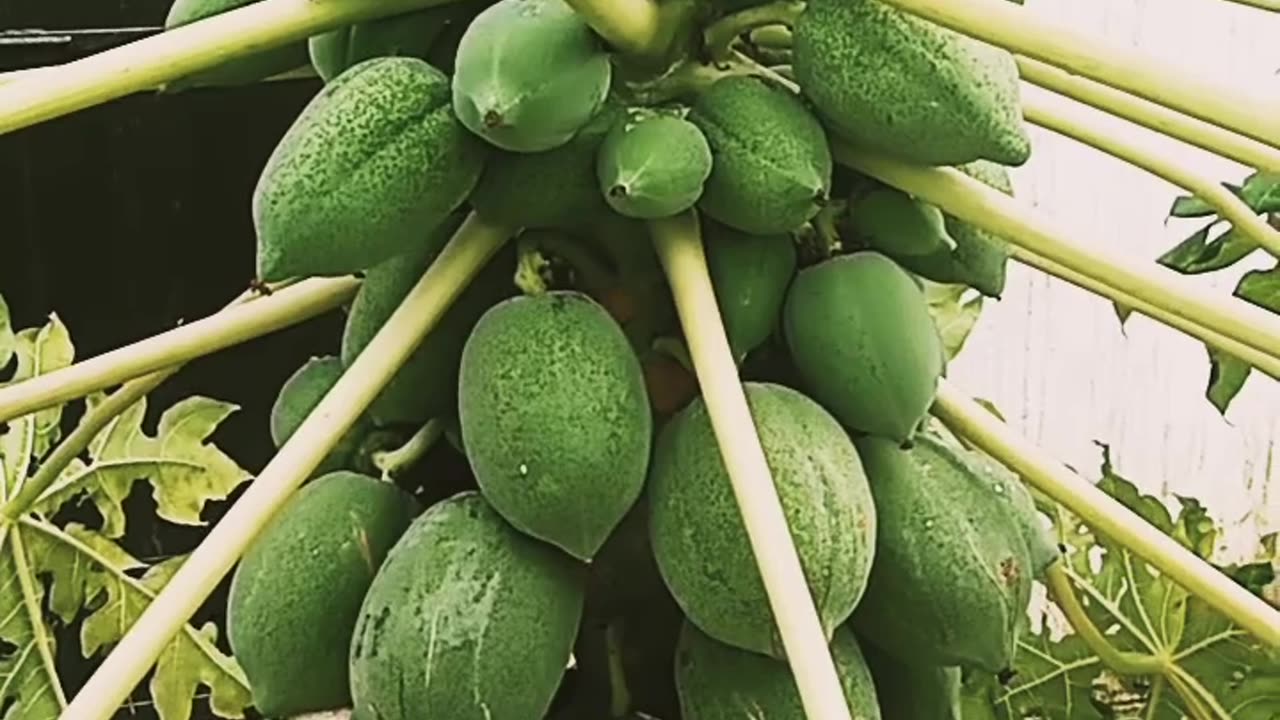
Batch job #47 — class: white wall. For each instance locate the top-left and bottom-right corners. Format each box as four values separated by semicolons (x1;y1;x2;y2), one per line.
948;0;1280;562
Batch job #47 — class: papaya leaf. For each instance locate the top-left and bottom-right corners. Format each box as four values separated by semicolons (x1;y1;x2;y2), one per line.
1241;171;1280;213
1156;225;1256;275
1233;264;1280;312
923;280;983;360
0;524;65;720
0;294;13;370
1166;194;1219;219
1205;346;1250;417
1;315;75;493
32;395;253;538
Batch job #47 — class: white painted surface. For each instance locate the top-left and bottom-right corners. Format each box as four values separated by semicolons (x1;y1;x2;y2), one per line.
948;0;1280;562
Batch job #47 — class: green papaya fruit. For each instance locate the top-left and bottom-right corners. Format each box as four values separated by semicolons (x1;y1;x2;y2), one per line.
703;220;797;364
845;187;957;257
689;75;833;235
452;0;613;152
596;110;713;219
163;0;308;90
782;252;944;444
675;622;882;720
349;491;585;720
793;0;1031;166
227;471;418;717
469;100;624;230
458;291;652;561
852;434;1034;672
253;56;485;282
861;639;963;720
340;213;517;426
269;355;375;475
649;382;877;659
308;6;463;83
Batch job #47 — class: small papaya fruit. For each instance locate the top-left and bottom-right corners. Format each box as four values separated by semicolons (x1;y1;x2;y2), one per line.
349;491;585;720
452;0;613;152
793;0;1031;166
690;75;833;235
227;471;418;717
596;110;713;220
163;0;308;90
649;382;877;658
253;57;485;281
675;622;882;720
845;186;957;258
852;434;1034;672
469;100;624;230
269;355;375;476
308;6;462;83
861;639;963;720
703;220;797;364
782;252;945;444
458;291;652;561
341;214;516;426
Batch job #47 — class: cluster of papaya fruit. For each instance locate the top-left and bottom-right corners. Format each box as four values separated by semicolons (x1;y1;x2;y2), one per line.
193;0;1063;717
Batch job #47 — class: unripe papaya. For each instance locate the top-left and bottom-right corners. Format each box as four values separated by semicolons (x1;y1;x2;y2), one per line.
596;110;713;220
349;491;585;720
649;382;876;658
703;221;797;364
452;0;613;152
782;252;945;444
469;101;624;230
845;187;957;258
852;434;1034;672
269;355;375;475
793;0;1031;166
458;291;652;561
227;471;418;717
253;57;485;281
308;6;461;83
675;622;882;720
861;640;963;720
163;0;308;90
690;75;833;235
340;214;516;426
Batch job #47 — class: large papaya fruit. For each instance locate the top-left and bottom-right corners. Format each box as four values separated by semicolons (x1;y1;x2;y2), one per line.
649;382;877;659
782;251;945;444
596;110;713;220
452;0;613;152
793;0;1031;166
349;491;585;720
340;214;517;426
469;100;624;230
308;5;466;83
861;639;963;720
458;291;652;561
269;355;375;475
852;434;1035;672
253;57;485;281
689;75;833;235
675;622;882;720
703;220;798;365
227;471;418;717
163;0;308;90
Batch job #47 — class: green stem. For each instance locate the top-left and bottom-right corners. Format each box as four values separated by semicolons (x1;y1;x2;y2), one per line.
59;212;514;720
563;0;682;62
874;0;1280;148
0;0;458;136
371;419;444;479
932;382;1280;648
0;276;357;425
748;24;793;50
1219;0;1280;10
703;0;805;63
1043;563;1166;675
649;211;853;720
605;622;632;718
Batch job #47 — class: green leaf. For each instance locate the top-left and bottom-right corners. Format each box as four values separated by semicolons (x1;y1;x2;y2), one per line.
1205;346;1251;417
1156;226;1256;275
1167;194;1218;219
923;280;983;360
0;525;66;720
1241;171;1280;214
33;395;253;539
1234;264;1280;313
0;294;13;371
1;314;75;496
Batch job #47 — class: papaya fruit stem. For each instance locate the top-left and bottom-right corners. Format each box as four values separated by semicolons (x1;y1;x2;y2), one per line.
0;0;463;136
0;277;355;425
1021;86;1280;257
604;621;633;717
563;0;671;61
648;210;855;720
1043;562;1166;675
1015;56;1280;173
832;143;1280;370
59;212;514;720
748;24;793;51
931;382;1280;648
371;418;444;480
873;0;1280;149
703;0;805;64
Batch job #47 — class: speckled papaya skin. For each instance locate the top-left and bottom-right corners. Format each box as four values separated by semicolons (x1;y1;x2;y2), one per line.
268;355;374;476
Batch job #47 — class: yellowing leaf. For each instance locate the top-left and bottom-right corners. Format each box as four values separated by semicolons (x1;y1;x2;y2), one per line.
0;525;65;720
923;280;984;360
0;294;13;371
2;315;75;495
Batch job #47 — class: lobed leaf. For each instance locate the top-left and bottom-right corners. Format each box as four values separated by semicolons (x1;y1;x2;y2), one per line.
1;315;75;495
1156;225;1256;276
